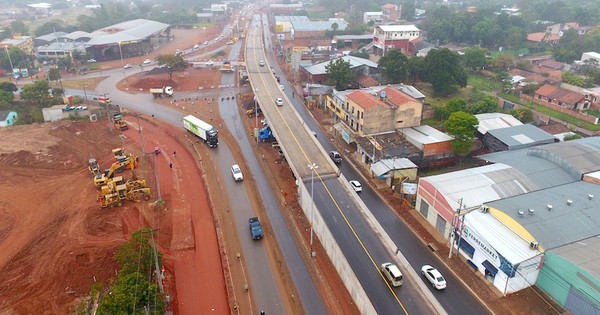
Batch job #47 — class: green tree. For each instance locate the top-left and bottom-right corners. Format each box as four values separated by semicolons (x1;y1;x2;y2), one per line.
469;95;499;114
509;107;534;123
405;56;423;85
446;98;467;116
463;47;487;71
562;71;592;88
325;58;355;91
156;55;188;80
115;228;161;277
10;20;28;35
349;50;369;59
0;90;14;103
96;272;163;315
0;81;17;92
48;68;61;81
20;80;51;105
445;111;478;157
378;49;408;84
422;48;468;96
564;133;583;141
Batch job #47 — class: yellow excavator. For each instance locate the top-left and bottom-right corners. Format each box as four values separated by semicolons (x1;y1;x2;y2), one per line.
97;177;151;208
93;156;138;187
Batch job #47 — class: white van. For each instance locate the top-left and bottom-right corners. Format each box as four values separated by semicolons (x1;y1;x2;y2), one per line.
381;262;403;287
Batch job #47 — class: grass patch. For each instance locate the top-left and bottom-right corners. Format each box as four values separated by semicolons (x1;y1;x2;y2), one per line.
467;73;502;92
498;92;600;131
54;77;106;90
414;82;474;108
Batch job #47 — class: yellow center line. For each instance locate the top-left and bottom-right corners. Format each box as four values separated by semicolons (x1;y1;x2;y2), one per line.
247;25;409;314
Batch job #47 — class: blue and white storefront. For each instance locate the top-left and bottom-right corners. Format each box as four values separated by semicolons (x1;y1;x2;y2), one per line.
454;209;543;294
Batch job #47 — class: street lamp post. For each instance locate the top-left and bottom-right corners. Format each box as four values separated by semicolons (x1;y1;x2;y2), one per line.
308;163;318;257
118;42;124;67
4;46;14;73
81;83;88;100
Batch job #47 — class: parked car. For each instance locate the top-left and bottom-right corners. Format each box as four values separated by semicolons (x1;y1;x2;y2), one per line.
329;151;342;164
275;97;283;106
143;59;151;65
203;41;209;45
381;262;403;287
87;58;96;63
248;217;264;240
231;164;243;181
193;44;200;50
349;180;362;192
124;64;132;69
421;265;447;290
205;60;214;66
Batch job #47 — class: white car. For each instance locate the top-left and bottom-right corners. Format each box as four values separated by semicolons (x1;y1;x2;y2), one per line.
381;262;403;287
259;60;265;67
279;84;284;91
349;180;362;192
123;64;132;69
143;59;151;65
193;44;200;50
275;98;283;106
205;60;214;66
231;164;244;181
203;41;209;45
421;265;447;290
87;58;96;63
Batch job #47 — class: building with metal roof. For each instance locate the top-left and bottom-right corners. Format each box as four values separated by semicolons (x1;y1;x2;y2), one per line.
483;124;556;152
301;55;378;85
370;158;417;184
475;112;523;136
462;181;600;308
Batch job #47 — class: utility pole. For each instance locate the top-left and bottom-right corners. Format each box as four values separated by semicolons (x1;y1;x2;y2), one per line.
100;93;111;132
308;163;318;257
81;83;88;100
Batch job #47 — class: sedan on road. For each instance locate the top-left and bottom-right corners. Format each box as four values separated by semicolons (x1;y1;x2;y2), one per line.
349;180;362;192
123;64;132;69
143;59;152;65
421;265;447;290
231;164;244;181
275;98;283;106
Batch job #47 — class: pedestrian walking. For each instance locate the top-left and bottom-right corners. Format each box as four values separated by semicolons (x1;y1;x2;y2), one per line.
169;162;173;169
173;150;176;157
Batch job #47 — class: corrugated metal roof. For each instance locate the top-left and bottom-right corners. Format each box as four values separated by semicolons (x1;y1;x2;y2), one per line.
400;125;453;145
371;158;417;176
527;137;600;179
464;211;538;264
475;113;523;135
378;25;420;32
35;32;67;42
486;124;555;149
274;16;310;22
550;235;600;279
334;35;373;40
64;31;91;41
421;163;538;211
477;146;580;188
87;19;169;46
302;55;378;75
292;18;348;32
487;181;600;250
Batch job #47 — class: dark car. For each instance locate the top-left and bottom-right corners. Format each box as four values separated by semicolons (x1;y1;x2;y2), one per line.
249;217;264;240
329;151;342;164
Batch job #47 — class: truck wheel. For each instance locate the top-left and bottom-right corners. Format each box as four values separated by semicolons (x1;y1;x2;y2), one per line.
144;194;150;201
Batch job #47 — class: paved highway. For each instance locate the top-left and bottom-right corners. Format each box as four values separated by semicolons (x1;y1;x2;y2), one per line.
247;15;444;314
260;13;492;315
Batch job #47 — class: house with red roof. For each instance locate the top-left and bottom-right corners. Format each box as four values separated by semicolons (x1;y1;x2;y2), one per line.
345;87;422;136
534;84;588;111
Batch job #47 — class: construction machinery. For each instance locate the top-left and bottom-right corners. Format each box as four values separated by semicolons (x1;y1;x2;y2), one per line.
97;183;151;208
93;156;138;187
97;176;151;208
111;113;128;131
88;157;100;176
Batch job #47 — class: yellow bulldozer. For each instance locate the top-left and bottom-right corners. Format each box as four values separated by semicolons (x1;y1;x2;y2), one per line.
97;177;151;208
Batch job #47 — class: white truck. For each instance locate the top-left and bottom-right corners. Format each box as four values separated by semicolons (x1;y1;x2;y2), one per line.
182;115;219;148
150;86;174;98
